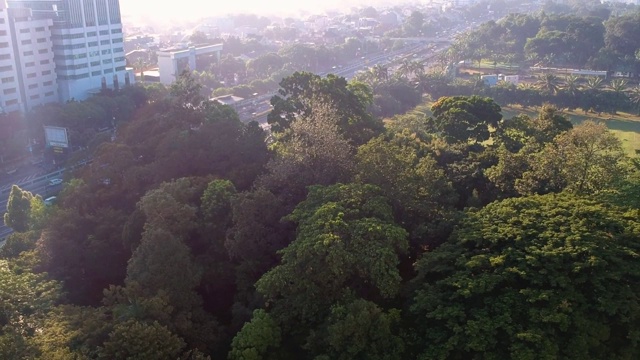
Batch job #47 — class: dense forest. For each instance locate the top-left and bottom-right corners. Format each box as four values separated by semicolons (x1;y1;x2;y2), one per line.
1;4;638;359
4;39;640;359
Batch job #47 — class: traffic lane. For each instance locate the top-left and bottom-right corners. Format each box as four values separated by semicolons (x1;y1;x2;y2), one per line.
0;180;63;244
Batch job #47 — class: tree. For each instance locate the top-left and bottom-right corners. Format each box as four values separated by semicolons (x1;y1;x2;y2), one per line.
0;259;62;358
410;194;640;360
256;183;408;328
430;95;503;143
518;121;626;195
536;73;562;94
305;299;405;360
627;86;640;115
228;309;282;360
355;135;457;243
4;185;34;232
268;72;382;145
99;320;185;360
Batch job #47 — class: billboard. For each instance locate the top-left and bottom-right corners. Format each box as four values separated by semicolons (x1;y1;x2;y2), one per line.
44;126;69;148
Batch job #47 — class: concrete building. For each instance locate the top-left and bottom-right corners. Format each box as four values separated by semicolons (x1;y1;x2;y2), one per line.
8;0;131;101
0;1;56;113
8;6;57;110
157;43;222;85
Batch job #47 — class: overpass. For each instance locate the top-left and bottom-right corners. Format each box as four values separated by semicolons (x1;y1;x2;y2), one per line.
157;44;223;85
388;37;451;44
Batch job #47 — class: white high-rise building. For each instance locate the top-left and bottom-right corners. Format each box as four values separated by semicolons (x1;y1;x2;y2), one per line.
8;0;129;102
0;1;56;112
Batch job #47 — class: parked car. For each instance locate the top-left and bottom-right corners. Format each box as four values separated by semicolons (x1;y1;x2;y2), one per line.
48;178;63;186
44;196;57;205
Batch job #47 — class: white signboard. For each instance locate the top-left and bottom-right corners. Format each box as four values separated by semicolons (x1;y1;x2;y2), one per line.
44;126;69;148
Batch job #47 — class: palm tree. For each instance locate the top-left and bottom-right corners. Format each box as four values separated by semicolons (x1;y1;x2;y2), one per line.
134;57;147;83
627;86;640;115
371;64;389;83
410;60;425;77
563;75;581;96
398;59;413;79
583;76;605;92
536;73;561;94
608;78;628;93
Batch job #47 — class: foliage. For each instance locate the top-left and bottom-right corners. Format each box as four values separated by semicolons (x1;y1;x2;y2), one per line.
430;96;502;143
228;309;282;360
256;183;408;328
410;193;640;360
4;185;35;232
268;72;383;145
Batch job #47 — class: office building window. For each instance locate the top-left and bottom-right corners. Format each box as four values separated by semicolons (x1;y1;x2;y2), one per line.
113;47;123;53
30;94;40;100
0;65;12;72
99;30;109;35
111;28;122;34
23;50;33;56
45;91;54;96
100;39;110;45
21;40;31;45
114;56;125;62
91;61;100;66
43;80;53;86
25;62;35;67
115;65;126;71
0;54;10;60
101;49;111;55
1;76;14;83
38;49;48;54
6;99;18;106
87;31;97;37
0;42;9;48
0;31;6;36
28;84;38;89
37;38;47;43
92;70;101;76
27;73;36;78
112;38;123;43
102;59;112;64
42;70;51;75
35;27;45;32
40;60;50;65
19;28;29;34
3;88;16;95
104;68;113;73
88;41;98;47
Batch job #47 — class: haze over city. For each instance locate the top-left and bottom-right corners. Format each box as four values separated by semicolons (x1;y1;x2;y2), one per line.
120;0;395;20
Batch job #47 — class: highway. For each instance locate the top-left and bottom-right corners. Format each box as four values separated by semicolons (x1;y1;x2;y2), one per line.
237;41;449;126
0;168;69;245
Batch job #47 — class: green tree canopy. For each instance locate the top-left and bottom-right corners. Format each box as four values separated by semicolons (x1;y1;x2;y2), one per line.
410;193;640;360
430;96;502;143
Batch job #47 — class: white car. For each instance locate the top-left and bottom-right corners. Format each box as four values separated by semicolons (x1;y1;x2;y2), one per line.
48;178;63;186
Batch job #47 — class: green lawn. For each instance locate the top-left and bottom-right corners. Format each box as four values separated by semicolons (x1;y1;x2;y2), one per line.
501;105;640;157
407;102;640;157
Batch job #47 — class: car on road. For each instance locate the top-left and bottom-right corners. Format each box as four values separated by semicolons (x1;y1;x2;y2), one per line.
44;196;57;206
48;178;63;186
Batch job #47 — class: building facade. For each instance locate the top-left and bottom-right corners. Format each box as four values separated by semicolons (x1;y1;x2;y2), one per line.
8;0;129;101
0;1;56;112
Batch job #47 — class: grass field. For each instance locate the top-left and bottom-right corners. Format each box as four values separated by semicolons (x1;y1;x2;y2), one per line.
501;105;640;157
408;102;640;157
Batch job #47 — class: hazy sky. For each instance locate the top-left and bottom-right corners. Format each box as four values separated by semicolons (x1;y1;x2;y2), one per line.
119;0;389;20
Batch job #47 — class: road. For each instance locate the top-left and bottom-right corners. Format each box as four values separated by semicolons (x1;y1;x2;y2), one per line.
0;169;67;245
237;42;441;126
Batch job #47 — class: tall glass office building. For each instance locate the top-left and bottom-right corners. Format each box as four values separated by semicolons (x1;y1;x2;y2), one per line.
7;0;128;101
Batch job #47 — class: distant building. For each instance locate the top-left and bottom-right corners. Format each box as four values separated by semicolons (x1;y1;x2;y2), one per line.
211;94;243;111
481;74;498;87
157;44;223;85
8;0;132;101
502;74;519;85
